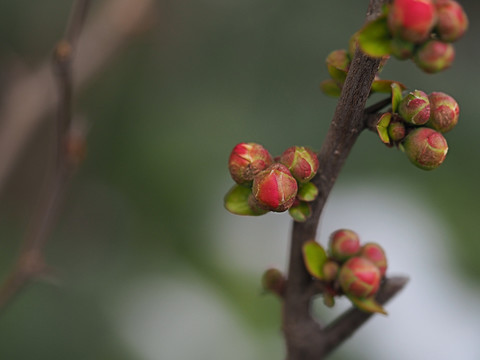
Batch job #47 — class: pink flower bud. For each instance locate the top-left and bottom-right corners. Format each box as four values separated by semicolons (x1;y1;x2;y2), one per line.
359;243;388;277
279;146;319;183
323;261;340;283
328;229;361;262
228;143;273;185
388;0;436;43
414;40;455;73
402;127;448;170
435;0;468;42
427;91;459;133
388;119;406;142
339;257;381;298
398;90;431;125
252;163;298;212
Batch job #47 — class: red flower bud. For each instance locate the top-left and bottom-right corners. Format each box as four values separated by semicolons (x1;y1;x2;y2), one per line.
323;261;340;283
388;119;406;142
328;229;361;262
435;0;468;42
427;91;459;133
339;257;381;298
402;127;448;170
398;90;431;125
228;143;273;185
414;40;455;73
252;163;298;212
359;243;388;277
279;146;319;183
388;0;436;43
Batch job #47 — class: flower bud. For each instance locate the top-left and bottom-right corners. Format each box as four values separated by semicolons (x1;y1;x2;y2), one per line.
252;163;298;212
359;243;388;277
328;229;361;262
435;0;468;42
228;143;273;185
388;119;406;142
387;0;436;43
398;90;430;125
413;40;455;73
339;257;381;298
402;127;448;170
279;146;319;183
427;91;459;133
322;261;340;283
262;268;286;297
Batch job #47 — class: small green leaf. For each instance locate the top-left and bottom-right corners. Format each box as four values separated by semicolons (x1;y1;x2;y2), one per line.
391;82;404;113
357;16;391;58
288;201;311;222
302;240;328;280
348;295;387;315
326;49;350;83
371;79;406;94
320;79;342;97
376;112;392;145
224;185;267;216
297;182;319;202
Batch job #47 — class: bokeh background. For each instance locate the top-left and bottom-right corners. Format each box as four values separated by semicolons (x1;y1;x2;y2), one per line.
0;0;479;359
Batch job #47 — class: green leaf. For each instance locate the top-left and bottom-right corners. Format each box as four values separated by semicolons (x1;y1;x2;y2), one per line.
326;49;350;83
357;16;391;58
297;182;319;202
371;79;406;94
391;82;404;113
288;201;311;222
224;185;267;216
302;240;328;280
320;79;342;97
376;112;392;145
348;295;387;315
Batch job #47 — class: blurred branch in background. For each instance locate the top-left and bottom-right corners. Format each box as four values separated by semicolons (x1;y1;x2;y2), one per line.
0;0;156;313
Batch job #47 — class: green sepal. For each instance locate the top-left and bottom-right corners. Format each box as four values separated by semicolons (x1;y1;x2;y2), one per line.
323;292;335;308
297;182;319;202
289;201;312;222
391;82;404;113
224;184;267;216
348;295;388;315
371;79;406;94
376;112;392;145
357;16;391;58
302;240;328;280
320;79;342;97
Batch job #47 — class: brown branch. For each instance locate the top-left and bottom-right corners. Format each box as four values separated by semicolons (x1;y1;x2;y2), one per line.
282;1;406;359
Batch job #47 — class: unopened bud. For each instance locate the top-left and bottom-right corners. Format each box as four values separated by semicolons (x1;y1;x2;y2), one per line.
435;0;468;42
427;91;459;133
228;143;273;185
398;90;430;125
262;268;286;297
328;229;361;262
402;127;448;170
326;50;350;83
339;257;381;298
414;40;455;73
252;163;298;212
388;119;406;142
387;0;436;43
279;146;319;183
322;261;340;283
359;243;388;277
390;36;415;60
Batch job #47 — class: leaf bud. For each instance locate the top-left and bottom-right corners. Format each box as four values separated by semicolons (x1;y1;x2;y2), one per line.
402;127;448;170
427;91;459;133
339;257;382;298
252;163;298;212
279;146;319;183
228;143;273;185
262;268;286;297
413;40;455;73
398;90;431;125
359;242;388;277
328;229;361;262
435;0;468;42
387;0;436;43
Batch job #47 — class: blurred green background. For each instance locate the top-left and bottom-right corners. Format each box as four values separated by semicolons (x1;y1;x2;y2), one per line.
0;0;479;359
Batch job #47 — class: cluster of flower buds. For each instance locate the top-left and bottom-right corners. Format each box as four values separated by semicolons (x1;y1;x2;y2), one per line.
376;84;459;170
356;0;468;73
302;229;389;314
224;143;320;221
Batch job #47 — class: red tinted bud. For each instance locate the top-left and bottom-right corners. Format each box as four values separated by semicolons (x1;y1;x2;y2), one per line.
228;143;273;185
323;261;340;283
402;127;448;170
279;146;319;183
388;0;436;43
398;90;431;125
262;268;286;297
435;0;468;42
339;257;381;298
252;164;298;212
328;229;361;262
427;91;459;133
388;119;406;142
414;40;455;73
359;243;388;277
